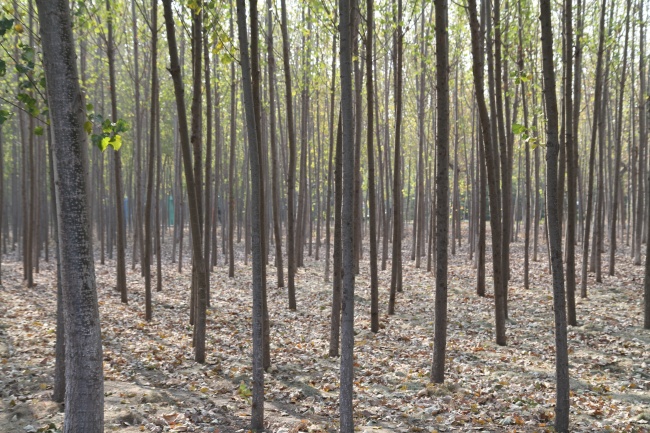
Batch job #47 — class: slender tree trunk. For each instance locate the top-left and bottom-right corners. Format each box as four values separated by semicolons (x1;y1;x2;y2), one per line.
329;114;342;357
162;0;208;363
324;32;337;282
143;0;158;321
518;0;531;291
204;26;213;304
235;0;266;428
609;0;630;276
266;0;284;288
431;0;449;383
366;0;378;333
539;0;570;428
388;0;403;315
131;0;142;273
635;0;647;266
106;0;128;304
338;0;356;427
564;0;579;326
467;0;506;345
280;0;297;309
581;0;607;298
228;5;237;278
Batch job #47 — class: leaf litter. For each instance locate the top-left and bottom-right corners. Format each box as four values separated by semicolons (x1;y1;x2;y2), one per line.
0;235;649;432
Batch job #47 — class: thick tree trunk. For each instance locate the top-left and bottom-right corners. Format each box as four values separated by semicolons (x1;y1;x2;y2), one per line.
37;1;104;430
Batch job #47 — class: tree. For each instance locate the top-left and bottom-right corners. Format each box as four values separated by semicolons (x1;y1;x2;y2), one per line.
431;0;449;384
366;0;379;333
106;0;128;305
581;0;607;299
467;0;506;346
338;0;356;428
143;0;158;322
539;0;570;428
388;0;403;315
162;0;207;363
235;0;265;428
37;0;104;430
280;0;298;310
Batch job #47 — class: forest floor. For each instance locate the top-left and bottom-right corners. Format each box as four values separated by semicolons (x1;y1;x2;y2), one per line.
1;233;649;433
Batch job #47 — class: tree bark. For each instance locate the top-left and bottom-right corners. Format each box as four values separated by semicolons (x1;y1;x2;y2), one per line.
366;0;379;333
539;0;570;428
338;0;356;427
388;0;403;315
162;0;207;363
280;0;297;309
144;0;158;322
106;0;127;304
467;0;506;345
581;0;607;298
235;0;265;427
431;0;449;383
37;0;104;429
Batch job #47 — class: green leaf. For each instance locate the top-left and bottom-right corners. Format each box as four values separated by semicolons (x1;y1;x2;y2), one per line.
238;381;252;399
0;17;13;37
34;126;44;136
115;118;128;133
99;136;110;151
101;118;112;133
84;120;93;134
109;134;122;151
21;46;35;64
0;59;5;77
512;123;526;135
86;103;94;112
0;109;10;124
220;53;233;65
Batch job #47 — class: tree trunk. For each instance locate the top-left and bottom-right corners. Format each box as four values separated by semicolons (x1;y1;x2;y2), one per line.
388;0;403;315
235;0;266;427
37;1;104;429
581;0;607;298
467;0;506;345
106;0;127;304
280;0;297;309
162;0;208;363
338;0;356;428
366;0;378;333
609;0;630;277
329;114;342;357
266;0;284;288
144;0;158;321
431;0;449;384
539;1;571;429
